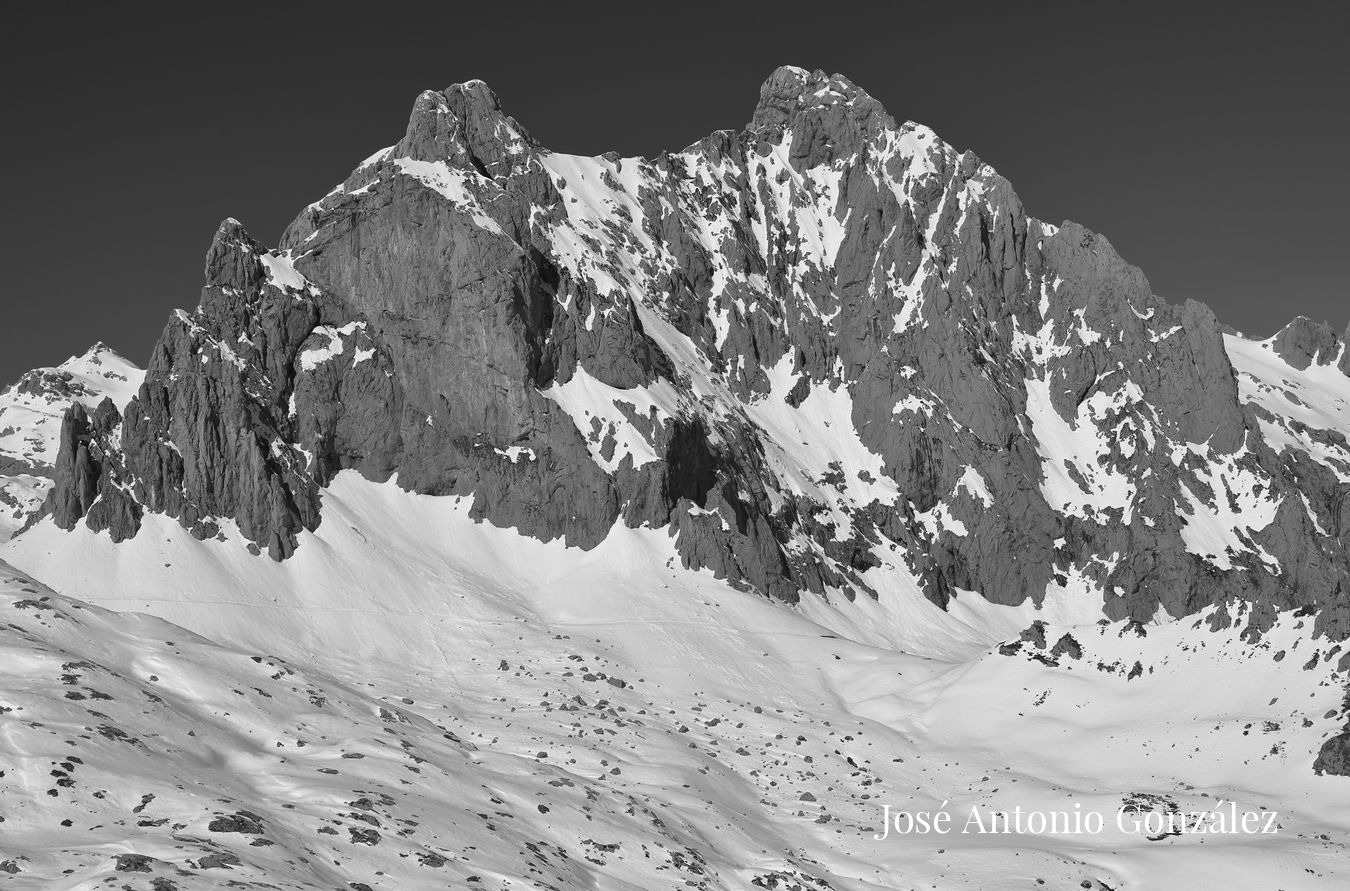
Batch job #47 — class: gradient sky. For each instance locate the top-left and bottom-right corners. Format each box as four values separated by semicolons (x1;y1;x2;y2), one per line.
2;6;1344;384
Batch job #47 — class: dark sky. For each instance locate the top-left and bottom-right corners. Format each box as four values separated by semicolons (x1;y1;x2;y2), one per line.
2;6;1345;384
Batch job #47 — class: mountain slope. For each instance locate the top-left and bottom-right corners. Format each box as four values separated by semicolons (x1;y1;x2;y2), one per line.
5;474;1350;889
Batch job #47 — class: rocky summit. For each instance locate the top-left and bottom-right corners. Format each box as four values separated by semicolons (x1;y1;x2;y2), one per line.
39;66;1350;636
4;66;1350;890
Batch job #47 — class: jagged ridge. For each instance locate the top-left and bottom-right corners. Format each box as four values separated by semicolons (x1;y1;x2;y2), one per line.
39;66;1350;638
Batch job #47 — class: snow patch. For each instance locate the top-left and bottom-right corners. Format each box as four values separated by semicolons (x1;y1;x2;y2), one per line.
393;158;507;235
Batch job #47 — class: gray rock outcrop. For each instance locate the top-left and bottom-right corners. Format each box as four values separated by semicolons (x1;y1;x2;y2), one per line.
1314;732;1350;777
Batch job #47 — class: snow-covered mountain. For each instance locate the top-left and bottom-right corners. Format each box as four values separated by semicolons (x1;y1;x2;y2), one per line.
37;67;1350;627
0;343;143;543
2;66;1350;889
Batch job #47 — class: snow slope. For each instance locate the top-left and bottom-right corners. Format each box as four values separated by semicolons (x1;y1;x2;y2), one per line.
1226;332;1350;482
4;473;1349;889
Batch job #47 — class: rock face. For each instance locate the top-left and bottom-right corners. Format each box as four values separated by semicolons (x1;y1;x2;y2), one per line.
48;399;142;541
42;67;1350;633
1270;316;1349;373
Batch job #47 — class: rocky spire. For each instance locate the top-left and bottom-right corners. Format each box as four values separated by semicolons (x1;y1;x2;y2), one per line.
397;80;537;179
204;218;266;294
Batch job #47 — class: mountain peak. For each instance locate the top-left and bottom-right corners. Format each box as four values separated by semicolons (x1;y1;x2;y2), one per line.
1270;315;1343;370
445;77;498;101
73;341;117;364
58;343;140;387
209;218;253;252
397;81;535;178
749;65;893;140
204;217;266;293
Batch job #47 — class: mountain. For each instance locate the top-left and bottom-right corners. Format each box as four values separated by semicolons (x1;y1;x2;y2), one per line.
2;66;1350;889
0;343;143;542
34;67;1350;632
